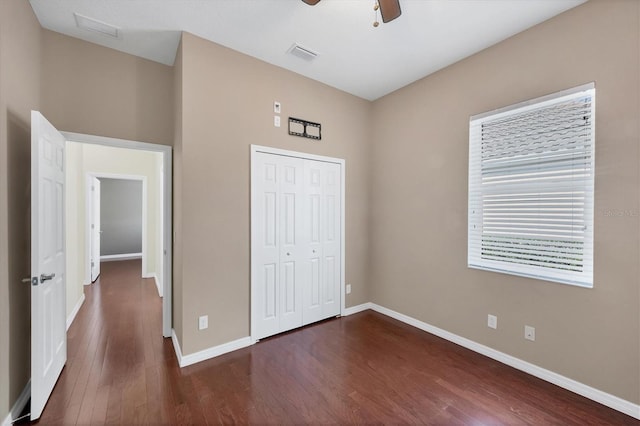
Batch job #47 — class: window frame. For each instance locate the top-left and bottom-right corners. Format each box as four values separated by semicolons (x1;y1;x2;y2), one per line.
468;83;595;288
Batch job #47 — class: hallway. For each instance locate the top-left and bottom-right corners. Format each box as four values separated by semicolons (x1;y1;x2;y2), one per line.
33;260;175;424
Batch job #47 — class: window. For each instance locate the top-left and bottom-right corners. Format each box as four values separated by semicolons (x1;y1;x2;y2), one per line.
468;84;595;287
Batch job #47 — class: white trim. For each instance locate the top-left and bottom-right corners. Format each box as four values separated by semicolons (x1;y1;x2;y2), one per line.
100;253;142;262
342;302;372;316
1;380;31;426
63;131;173;338
171;329;184;367
470;82;595;121
250;144;346;343
368;303;640;420
150;273;162;297
171;329;252;368
66;294;85;330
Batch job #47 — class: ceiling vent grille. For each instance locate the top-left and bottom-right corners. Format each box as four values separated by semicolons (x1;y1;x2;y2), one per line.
74;13;121;39
287;43;319;62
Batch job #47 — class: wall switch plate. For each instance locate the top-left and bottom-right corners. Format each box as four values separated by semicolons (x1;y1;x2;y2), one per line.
274;101;281;114
346;284;352;294
198;315;208;330
525;325;535;341
274;115;281;127
487;314;497;329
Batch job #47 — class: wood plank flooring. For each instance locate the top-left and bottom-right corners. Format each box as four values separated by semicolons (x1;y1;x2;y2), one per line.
29;259;638;425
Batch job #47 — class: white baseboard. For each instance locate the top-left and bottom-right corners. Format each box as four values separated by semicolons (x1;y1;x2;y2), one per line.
171;329;252;368
171;329;184;366
141;273;162;297
153;274;162;297
100;253;142;262
342;302;372;316
66;293;85;330
369;303;640;420
1;380;31;426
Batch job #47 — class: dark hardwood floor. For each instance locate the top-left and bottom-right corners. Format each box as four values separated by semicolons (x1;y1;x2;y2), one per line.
30;259;637;425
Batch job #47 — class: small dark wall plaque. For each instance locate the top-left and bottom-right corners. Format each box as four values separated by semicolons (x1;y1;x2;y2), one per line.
288;117;321;140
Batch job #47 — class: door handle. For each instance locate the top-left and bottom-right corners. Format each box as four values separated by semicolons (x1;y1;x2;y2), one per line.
40;273;56;283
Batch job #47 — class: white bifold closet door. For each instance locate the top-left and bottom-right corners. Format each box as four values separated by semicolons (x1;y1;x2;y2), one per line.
252;152;341;340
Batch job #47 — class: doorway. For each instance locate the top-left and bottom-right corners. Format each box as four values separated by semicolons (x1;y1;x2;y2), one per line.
64;132;172;338
85;174;149;284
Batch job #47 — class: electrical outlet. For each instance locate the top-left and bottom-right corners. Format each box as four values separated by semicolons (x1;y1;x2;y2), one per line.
274;115;281;127
487;314;497;329
198;315;208;330
346;284;352;294
525;325;535;341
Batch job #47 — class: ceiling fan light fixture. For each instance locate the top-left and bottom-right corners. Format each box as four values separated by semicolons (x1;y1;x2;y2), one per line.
301;0;322;5
378;0;402;23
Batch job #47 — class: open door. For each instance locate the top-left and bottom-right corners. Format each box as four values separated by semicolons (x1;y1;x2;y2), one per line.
90;176;101;282
31;111;67;421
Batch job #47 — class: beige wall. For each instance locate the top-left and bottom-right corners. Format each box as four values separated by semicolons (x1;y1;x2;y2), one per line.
0;0;42;419
370;0;640;404
41;30;174;147
65;142;84;320
176;33;372;354
65;142;164;319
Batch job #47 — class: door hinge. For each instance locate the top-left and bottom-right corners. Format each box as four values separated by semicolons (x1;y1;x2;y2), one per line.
91;261;95;267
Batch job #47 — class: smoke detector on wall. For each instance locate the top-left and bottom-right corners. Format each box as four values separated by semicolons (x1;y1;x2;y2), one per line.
287;43;319;62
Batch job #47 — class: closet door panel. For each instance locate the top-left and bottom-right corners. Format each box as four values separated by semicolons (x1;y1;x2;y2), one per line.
278;157;305;332
302;161;324;325
252;154;280;339
322;162;341;317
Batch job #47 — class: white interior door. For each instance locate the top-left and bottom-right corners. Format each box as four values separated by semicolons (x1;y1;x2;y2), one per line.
252;153;305;339
278;156;305;333
252;149;343;341
302;161;324;325
319;161;341;318
90;177;101;281
252;153;281;339
302;160;341;324
31;111;67;421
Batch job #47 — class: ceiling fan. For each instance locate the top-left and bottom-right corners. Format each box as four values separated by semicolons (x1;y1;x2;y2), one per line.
301;0;402;26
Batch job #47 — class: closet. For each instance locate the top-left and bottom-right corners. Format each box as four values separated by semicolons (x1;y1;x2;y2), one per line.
251;147;343;340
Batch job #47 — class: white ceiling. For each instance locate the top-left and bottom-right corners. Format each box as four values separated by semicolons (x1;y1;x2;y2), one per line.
29;0;586;101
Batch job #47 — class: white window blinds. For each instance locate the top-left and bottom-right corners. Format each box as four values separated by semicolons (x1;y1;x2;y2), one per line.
468;84;595;287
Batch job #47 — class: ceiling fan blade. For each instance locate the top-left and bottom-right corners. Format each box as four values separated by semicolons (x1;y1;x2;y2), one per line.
379;0;401;23
301;0;321;5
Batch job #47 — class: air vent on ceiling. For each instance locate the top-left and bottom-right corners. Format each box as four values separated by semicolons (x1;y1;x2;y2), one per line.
287;43;319;62
74;13;121;39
